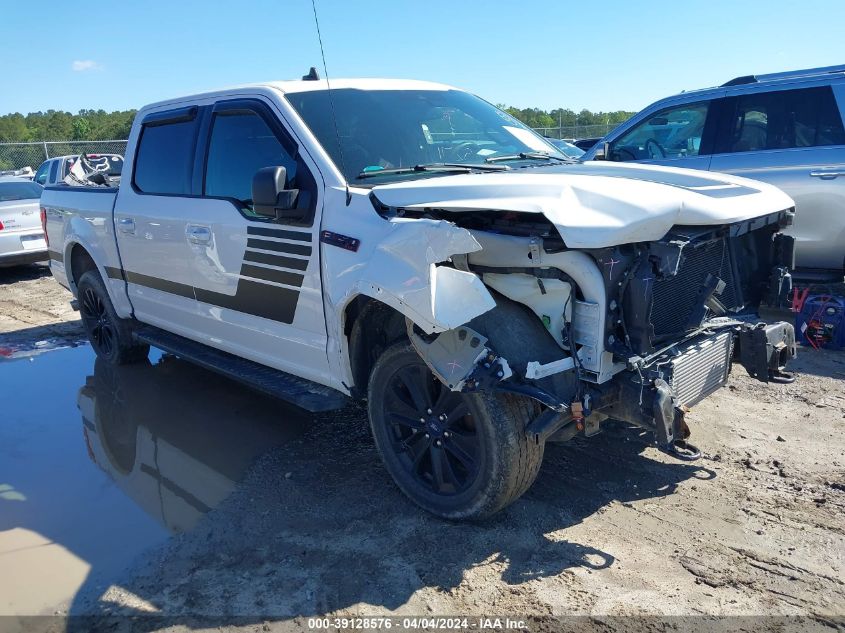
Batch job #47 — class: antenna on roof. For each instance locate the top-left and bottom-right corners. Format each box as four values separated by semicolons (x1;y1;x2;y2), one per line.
310;0;350;205
302;67;320;81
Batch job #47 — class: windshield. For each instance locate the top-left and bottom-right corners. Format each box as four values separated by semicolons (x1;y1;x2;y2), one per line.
547;138;585;158
0;181;43;201
286;89;563;182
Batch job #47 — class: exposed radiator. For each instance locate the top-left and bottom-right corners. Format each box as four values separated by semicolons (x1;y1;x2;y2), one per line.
662;330;735;407
650;238;742;339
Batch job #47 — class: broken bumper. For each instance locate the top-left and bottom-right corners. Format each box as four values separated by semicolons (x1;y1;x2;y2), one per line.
598;320;797;449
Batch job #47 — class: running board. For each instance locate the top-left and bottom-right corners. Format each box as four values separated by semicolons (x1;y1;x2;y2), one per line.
133;324;349;413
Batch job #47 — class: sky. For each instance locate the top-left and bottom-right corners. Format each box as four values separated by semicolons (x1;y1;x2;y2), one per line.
2;0;844;116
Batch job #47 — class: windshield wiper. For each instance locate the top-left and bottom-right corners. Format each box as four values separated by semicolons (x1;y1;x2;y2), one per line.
356;162;509;180
485;152;573;164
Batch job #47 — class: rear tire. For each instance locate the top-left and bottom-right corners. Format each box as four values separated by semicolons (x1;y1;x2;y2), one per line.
368;342;544;520
77;269;149;365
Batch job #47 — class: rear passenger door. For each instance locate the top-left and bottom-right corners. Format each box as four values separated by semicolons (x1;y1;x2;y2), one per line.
710;84;845;271
181;97;331;385
113;107;200;335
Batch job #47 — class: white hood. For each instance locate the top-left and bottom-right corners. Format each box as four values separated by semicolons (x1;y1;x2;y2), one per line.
370;162;795;248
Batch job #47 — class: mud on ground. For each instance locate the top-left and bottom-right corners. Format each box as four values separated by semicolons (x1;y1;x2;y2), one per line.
1;264;844;629
84;352;845;626
0;264;82;349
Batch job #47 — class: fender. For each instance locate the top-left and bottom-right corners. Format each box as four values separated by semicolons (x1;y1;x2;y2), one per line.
338;219;496;333
63;214;133;319
327;217;497;391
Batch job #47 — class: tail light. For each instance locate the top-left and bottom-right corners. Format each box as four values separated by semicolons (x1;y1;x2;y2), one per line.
0;220;4;231
40;207;49;246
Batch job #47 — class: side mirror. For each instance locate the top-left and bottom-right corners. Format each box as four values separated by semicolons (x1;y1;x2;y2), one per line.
252;166;301;220
594;141;611;161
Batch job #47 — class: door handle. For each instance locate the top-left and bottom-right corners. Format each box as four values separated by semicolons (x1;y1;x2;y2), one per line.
117;217;135;233
809;170;845;179
186;225;212;245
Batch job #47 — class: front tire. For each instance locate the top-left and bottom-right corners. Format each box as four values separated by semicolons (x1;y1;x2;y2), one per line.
77;270;149;365
368;342;544;520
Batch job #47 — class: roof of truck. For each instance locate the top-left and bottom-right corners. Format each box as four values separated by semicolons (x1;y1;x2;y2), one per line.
261;78;457;93
142;78;458;111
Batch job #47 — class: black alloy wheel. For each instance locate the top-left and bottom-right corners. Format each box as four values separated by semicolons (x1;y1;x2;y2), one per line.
368;342;545;520
383;362;481;496
81;285;116;358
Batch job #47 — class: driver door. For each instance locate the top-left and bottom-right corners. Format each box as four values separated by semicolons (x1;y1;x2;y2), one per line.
180;97;332;387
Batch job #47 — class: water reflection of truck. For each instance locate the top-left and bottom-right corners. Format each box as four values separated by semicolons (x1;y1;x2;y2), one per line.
78;355;308;533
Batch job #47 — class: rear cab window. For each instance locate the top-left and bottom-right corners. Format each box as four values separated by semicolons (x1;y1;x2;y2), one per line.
33;161;50;186
133;107;200;195
48;160;59;184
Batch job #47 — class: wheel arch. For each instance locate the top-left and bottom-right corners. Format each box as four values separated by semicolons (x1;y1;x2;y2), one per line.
68;242;98;291
343;295;409;399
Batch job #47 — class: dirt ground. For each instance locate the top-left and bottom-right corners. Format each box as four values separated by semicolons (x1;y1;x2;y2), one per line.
2;265;844;631
0;264;83;348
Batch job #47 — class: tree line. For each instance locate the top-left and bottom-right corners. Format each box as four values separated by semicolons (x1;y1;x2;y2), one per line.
499;106;636;130
0;106;636;143
0;109;137;142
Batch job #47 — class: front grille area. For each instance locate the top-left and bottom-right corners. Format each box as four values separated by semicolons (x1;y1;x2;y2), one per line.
649;238;742;339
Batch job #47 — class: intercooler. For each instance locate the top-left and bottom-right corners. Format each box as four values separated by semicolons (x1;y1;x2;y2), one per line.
649;238;742;339
661;330;735;407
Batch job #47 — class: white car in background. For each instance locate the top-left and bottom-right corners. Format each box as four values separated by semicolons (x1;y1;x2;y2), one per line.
0;177;47;267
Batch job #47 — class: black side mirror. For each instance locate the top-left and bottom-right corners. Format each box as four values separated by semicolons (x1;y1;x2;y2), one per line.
252;166;301;220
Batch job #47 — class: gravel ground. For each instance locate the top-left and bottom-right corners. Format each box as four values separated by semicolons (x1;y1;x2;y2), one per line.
2;264;844;631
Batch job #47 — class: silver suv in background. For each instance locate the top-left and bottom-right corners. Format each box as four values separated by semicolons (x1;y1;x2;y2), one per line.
583;64;845;278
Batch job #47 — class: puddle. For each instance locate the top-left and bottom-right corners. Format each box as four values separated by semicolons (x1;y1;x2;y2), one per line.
0;344;311;616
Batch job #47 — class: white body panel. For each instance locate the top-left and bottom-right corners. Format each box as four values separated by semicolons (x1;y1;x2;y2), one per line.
370;162;795;249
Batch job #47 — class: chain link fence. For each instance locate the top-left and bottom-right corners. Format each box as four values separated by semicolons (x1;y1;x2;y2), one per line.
532;123;618;140
0;124;618;172
0;140;128;171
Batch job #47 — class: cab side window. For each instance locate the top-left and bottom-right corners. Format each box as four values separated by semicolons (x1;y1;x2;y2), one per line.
133;112;198;195
720;87;845;153
48;159;59;184
34;161;50;185
204;110;298;205
611;101;711;161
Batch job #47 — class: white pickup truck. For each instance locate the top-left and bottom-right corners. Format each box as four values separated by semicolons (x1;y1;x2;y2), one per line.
43;77;798;519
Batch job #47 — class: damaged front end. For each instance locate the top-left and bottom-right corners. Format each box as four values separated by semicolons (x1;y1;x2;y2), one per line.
382;201;798;461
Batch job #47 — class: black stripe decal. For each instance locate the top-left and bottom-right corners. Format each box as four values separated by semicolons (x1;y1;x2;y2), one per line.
105;266;124;280
240;264;304;288
140;463;212;515
195;279;298;323
243;250;309;271
113;267;300;324
247;226;312;242
247;238;312;256
123;270;195;299
48;250;62;262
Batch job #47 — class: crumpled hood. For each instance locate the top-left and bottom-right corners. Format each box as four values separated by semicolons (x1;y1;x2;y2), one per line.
370;161;795;248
